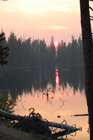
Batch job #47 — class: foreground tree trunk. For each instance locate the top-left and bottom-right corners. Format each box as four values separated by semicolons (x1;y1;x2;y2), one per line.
80;0;93;140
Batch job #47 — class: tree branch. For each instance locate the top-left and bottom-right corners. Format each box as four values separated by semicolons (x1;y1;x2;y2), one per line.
89;6;93;11
90;16;93;18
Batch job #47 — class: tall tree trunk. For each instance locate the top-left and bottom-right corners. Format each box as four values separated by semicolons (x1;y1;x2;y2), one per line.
80;0;93;140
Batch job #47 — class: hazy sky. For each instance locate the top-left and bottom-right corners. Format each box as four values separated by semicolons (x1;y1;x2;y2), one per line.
0;0;93;44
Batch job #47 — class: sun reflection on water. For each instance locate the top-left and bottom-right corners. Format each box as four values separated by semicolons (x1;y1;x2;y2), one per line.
13;68;89;140
55;66;59;84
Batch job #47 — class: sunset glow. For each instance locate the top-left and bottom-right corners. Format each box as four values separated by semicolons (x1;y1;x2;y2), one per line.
54;41;59;47
0;0;85;44
14;85;88;140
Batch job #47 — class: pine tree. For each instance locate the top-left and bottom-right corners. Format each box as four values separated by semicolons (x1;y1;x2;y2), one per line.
0;32;9;65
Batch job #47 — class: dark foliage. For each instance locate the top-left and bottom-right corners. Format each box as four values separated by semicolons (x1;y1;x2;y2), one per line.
57;36;83;67
14;108;51;135
0;32;9;65
5;32;83;68
0;91;15;111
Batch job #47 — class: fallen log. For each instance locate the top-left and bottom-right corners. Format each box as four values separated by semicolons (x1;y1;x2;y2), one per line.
0;109;80;134
72;114;89;117
53;129;76;137
47;121;80;131
0;109;23;120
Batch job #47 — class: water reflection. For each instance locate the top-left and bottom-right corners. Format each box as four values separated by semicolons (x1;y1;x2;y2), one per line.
14;85;89;140
0;67;85;99
55;66;59;84
0;67;89;140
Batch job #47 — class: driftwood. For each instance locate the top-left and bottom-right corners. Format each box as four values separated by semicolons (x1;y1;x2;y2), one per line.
0;109;24;120
53;129;77;137
0;109;80;136
72;114;89;117
47;121;80;131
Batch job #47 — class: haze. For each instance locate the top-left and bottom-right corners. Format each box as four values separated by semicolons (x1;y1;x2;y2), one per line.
0;0;92;44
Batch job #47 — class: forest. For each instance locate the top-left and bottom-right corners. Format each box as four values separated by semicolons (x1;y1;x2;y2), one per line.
2;32;83;69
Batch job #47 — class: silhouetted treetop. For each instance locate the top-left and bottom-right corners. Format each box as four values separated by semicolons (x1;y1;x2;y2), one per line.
0;32;9;65
4;32;84;68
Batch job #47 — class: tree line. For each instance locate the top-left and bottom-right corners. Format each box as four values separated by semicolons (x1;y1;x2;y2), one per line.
4;32;83;68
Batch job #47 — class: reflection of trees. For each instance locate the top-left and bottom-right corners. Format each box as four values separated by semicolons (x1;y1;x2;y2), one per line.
59;68;85;92
0;68;85;99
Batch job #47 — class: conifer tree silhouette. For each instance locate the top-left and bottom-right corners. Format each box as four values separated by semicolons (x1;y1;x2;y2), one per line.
0;32;9;65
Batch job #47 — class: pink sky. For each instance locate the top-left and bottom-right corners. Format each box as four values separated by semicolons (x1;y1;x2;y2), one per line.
0;0;93;44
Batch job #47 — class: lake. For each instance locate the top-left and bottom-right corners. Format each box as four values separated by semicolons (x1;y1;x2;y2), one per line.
0;67;89;140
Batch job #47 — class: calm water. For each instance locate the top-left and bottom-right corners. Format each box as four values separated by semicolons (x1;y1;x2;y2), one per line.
0;67;89;140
